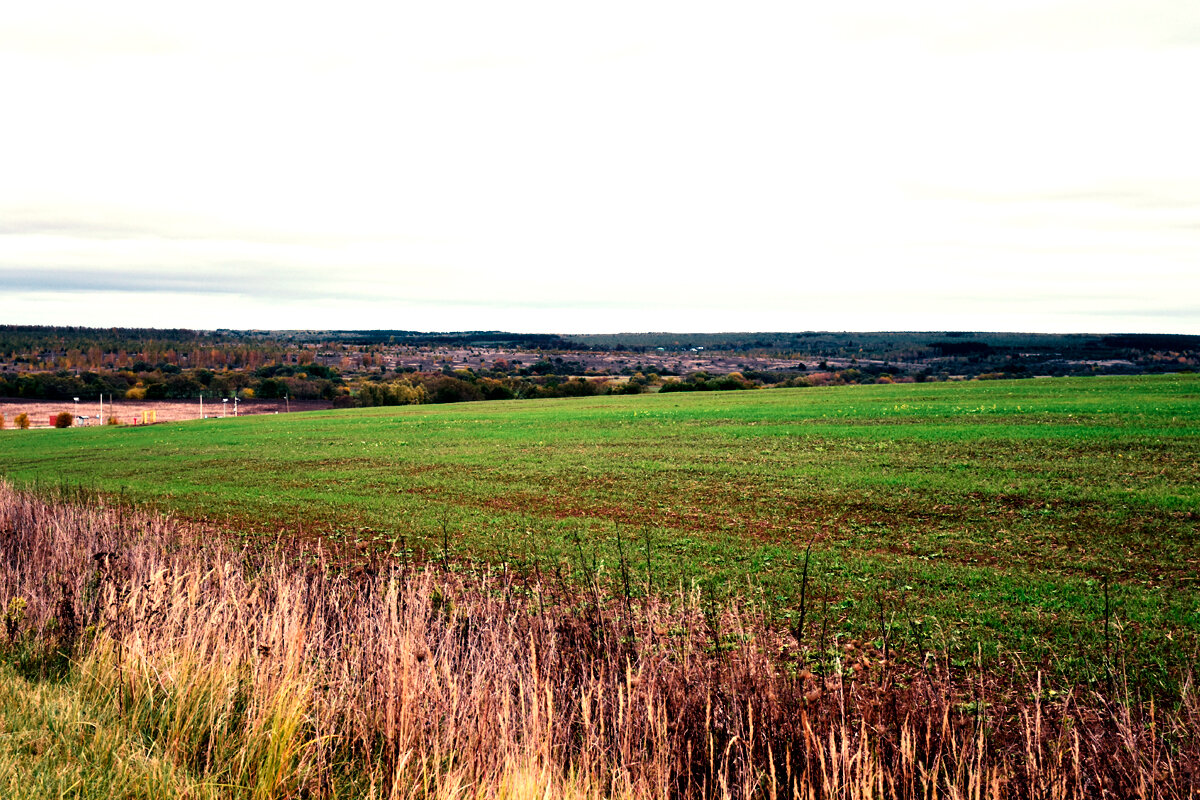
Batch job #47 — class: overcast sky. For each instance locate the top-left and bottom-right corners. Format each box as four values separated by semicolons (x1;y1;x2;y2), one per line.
2;1;1198;334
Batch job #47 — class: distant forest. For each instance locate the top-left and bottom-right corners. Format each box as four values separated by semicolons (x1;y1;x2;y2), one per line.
564;330;1200;359
0;325;1194;405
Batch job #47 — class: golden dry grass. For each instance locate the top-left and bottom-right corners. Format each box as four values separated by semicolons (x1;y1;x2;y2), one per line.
1;483;1197;799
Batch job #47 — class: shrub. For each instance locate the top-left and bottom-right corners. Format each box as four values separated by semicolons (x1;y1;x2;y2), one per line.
107;416;120;425
14;413;30;430
54;412;73;428
0;414;4;430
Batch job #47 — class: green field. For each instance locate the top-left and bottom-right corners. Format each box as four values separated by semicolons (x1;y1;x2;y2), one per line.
2;375;1197;688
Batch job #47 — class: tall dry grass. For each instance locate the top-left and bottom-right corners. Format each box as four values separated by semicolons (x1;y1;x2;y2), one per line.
1;481;1196;799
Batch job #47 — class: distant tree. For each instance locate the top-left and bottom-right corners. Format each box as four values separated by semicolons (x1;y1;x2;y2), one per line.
423;376;482;404
477;378;514;401
14;413;30;429
54;411;73;428
165;375;203;398
556;378;601;397
257;378;283;398
709;372;756;391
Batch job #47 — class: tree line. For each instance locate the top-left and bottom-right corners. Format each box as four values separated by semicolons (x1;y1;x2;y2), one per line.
0;363;341;402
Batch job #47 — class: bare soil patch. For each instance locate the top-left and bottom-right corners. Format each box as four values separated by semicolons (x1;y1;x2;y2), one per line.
0;398;332;428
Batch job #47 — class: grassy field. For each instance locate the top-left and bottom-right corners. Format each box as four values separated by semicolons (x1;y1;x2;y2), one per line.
1;374;1197;688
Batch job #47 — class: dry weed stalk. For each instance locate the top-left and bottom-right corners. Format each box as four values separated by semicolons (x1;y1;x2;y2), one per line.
0;482;1196;799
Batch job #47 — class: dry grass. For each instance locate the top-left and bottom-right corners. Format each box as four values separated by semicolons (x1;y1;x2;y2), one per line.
1;483;1196;799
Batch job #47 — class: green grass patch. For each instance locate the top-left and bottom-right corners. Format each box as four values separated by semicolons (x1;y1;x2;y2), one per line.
1;375;1197;688
0;660;213;799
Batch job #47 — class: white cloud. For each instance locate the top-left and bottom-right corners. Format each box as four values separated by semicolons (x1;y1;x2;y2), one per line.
1;1;1198;332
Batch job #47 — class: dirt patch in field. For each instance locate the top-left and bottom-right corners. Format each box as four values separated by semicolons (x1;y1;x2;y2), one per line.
0;398;332;428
